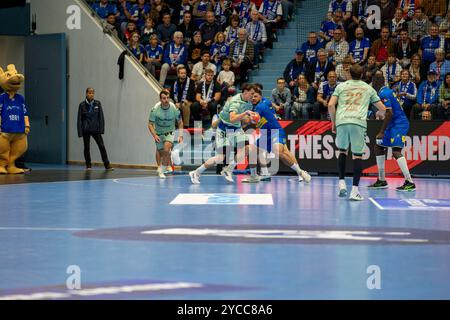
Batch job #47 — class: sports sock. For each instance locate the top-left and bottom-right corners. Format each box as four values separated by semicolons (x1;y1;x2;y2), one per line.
376;155;386;181
397;156;413;183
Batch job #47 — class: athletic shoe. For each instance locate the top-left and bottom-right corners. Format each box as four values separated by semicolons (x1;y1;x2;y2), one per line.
242;175;261;183
164;166;173;174
86;167;92;171
220;168;234;183
157;168;166;179
367;179;388;189
338;188;348;198
189;170;200;184
300;170;311;183
396;181;416;192
349;191;364;201
260;174;272;182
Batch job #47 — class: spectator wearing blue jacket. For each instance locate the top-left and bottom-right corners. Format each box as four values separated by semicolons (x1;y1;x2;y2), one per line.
349;27;370;65
159;32;188;87
429;48;450;82
419;25;443;70
283;49;310;89
412;70;441;120
300;32;324;64
91;0;118;19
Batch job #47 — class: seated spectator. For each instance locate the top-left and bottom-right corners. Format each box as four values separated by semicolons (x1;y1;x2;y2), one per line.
192;51;218;82
193;0;213;27
258;0;283;48
144;34;164;77
283;49;309;90
157;13;178;47
395;69;417;118
439;11;450;32
409;53;428;86
229;28;254;84
127;32;145;63
149;0;171;25
233;0;257;28
124;21;138;44
438;72;450;119
130;0;151;30
175;0;195;25
188;31;207;70
192;69;222;125
397;0;416;19
292;74;319;119
246;9;267;65
380;52;403;87
306;48;335;89
160;32;188;87
271;77;292;119
105;14;119;38
280;0;294;25
390;8;407;39
92;0;118;19
379;0;396;26
200;11;222;50
171;65;196;127
317;70;339;120
225;14;241;43
217;58;236;100
335;55;352;82
412;70;440;120
178;11;199;47
325;27;349;65
408;7;431;43
349;27;370;65
328;0;352;21
429;49;450;82
212;0;233;28
370;26;395;67
421;0;447;25
361;55;379;83
349;0;369;38
396;29;418;68
319;10;344;43
420;24;443;70
210;32;230;68
141;17;156;46
300;31;324;64
116;0;133;36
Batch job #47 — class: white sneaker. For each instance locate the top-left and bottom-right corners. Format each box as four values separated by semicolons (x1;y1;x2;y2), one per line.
260;174;272;182
300;170;311;183
220;168;234;182
242;175;261;183
164;166;173;174
338;188;348;198
297;175;304;182
157;168;166;179
189;170;200;184
349;191;364;201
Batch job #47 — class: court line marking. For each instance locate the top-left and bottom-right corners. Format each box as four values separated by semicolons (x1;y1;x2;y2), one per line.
369;197;385;210
0;227;94;232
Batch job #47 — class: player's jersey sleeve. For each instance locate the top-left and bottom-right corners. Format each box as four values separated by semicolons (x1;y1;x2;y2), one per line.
149;106;157;123
369;86;381;104
332;83;343;97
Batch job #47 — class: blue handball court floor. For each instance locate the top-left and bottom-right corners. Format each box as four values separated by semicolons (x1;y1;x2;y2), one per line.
1;164;450;300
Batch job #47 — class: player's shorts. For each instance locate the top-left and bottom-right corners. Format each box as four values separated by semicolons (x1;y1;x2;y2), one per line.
335;124;367;155
156;131;174;150
256;128;287;153
378;123;409;148
216;122;247;151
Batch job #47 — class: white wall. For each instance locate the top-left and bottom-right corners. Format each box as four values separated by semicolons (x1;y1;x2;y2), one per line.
0;36;25;96
29;0;161;166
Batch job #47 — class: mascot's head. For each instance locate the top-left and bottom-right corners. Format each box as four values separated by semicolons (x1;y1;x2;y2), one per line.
0;64;25;93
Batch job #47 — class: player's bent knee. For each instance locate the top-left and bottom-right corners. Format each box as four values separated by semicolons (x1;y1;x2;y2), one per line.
392;147;403;159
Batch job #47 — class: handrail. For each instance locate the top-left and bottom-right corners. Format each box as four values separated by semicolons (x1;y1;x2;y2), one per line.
77;0;163;90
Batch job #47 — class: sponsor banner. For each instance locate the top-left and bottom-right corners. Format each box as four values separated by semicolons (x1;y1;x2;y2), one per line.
170;193;274;205
370;198;450;211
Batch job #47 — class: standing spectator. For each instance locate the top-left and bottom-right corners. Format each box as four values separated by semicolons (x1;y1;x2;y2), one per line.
438;72;450;119
408;6;432;43
349;27;371;64
229;28;254;85
124;21;138;44
421;0;447;25
217;58;236;100
246;9;267;65
91;0;118;19
390;8;407;39
105;14;119;38
191;69;222;124
429;48;450;81
379;0;396;26
171;65;196;127
157;13;177;47
130;0;151;30
127;32;145;63
191;51;218;82
141;17;156;46
178;11;199;47
233;0;256;27
210;32;230;67
283;49;309;89
412;70;440;119
259;0;283;48
292;74;319;119
325;27;350;65
320;10;345;43
317;71;339;119
144;34;164;77
370;26;396;67
300;32;324;64
380;52;403;87
77;88;113;171
306;48;335;89
420;24;443;70
395;69;417;118
116;0;133;36
175;0;195;25
397;0;416;19
409;53;428;86
225;14;241;43
199;11;222;50
271;77;293;119
188;31;207;69
335;55;353;82
396;28;418;68
193;0;213;27
328;0;352;22
160;32;188;86
212;0;233;28
149;0;171;25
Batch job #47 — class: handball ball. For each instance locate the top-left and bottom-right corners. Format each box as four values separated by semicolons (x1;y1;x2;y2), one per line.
251;113;260;124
